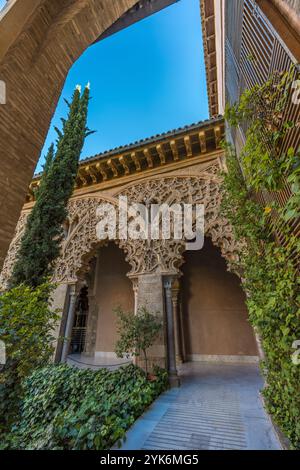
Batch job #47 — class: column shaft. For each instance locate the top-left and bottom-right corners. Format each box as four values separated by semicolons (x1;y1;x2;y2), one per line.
61;284;77;363
164;277;180;387
171;278;183;364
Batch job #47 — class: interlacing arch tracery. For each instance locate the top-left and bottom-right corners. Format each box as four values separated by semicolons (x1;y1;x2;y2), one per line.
115;167;243;277
54;167;243;281
0;164;243;289
0;212;28;290
54;196;119;283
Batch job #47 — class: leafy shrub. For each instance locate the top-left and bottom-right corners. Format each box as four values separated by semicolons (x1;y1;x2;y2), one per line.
221;145;300;449
0;282;59;433
4;363;168;450
115;306;162;374
222;67;300;448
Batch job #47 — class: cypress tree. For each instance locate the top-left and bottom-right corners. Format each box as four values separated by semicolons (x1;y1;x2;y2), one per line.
10;84;93;288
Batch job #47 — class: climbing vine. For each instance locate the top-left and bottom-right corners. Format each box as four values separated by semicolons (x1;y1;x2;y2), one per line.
222;68;300;448
1;364;168;450
225;67;300;224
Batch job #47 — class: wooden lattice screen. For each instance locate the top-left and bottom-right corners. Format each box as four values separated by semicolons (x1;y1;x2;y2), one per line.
225;0;300;250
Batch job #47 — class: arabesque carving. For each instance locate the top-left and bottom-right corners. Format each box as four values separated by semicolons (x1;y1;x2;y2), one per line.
0;212;28;290
54;197;116;283
117;166;243;276
0;165;243;286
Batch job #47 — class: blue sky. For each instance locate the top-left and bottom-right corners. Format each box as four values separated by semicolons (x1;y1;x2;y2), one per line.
0;0;6;11
34;0;208;173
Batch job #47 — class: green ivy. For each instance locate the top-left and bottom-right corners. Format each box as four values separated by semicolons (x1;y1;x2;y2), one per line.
225;67;300;219
1;363;168;450
222;67;300;448
242;241;300;447
0;282;59;433
221;145;300;449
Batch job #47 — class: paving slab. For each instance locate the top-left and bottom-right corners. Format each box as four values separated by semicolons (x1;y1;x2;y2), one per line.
119;362;281;450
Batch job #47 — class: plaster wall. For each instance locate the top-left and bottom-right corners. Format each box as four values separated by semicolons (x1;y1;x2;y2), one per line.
182;238;258;358
94;243;133;353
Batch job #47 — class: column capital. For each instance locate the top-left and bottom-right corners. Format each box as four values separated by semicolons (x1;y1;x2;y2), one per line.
171;278;180;299
163;277;172;298
163;275;180;294
67;282;80;296
130;277;139;294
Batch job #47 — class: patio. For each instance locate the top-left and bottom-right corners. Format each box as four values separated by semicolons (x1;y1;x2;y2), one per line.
118;362;281;450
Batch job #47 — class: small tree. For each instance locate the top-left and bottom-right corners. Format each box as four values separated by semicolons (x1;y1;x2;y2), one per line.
0;282;59;433
115;306;162;375
10;84;94;288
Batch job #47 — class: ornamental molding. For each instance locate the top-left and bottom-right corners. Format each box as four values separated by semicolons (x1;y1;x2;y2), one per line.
0;166;243;287
0;212;28;290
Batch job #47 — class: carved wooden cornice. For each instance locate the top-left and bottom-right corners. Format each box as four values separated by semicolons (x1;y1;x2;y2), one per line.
200;0;219;117
27;117;224;202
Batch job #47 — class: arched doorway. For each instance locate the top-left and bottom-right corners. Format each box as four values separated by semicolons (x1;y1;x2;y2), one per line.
92;242;134;359
67;241;134;367
70;285;89;354
181;238;258;362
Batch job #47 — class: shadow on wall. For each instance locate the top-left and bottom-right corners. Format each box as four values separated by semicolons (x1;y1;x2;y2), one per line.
181;237;258;358
94;242;134;355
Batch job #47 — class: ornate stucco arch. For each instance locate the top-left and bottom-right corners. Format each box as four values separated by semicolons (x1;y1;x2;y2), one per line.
54;166;242;282
0;166;243;289
114;168;242;277
0;212;29;290
53;195;121;283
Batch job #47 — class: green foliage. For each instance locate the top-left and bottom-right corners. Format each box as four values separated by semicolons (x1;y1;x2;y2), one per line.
283;147;300;221
221;146;300;449
115;306;162;374
225;68;300;209
2;363;168;450
241;239;300;447
10;85;94;288
0;282;59;433
223;67;300;448
220;142;268;244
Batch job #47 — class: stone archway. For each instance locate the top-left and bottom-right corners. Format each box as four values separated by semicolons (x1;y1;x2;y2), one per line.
0;0;182;271
0;0;138;271
0;168;245;376
17;167;242;286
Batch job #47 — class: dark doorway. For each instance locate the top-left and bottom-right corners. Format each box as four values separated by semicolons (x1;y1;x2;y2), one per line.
70;286;89;354
181;238;258;360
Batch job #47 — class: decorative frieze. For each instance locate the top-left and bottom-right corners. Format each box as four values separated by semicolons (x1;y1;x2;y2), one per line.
0;164;243;289
26;119;225;200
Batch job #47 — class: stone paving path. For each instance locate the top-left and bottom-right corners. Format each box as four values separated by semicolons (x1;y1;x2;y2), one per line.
119;362;281;450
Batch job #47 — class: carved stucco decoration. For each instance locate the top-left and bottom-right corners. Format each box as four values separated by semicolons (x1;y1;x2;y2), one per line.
116;166;243;276
118;239;186;278
0;212;28;290
54;197;117;283
0;164;243;286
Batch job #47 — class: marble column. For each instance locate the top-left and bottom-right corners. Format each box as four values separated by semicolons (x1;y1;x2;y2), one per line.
51;283;69;363
83;257;98;357
171;277;183;364
129;277;139;366
164;276;180;387
178;291;186;362
132;277;138;316
61;284;78;363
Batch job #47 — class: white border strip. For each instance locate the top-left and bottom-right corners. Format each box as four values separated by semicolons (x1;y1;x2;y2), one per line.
187;354;259;363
